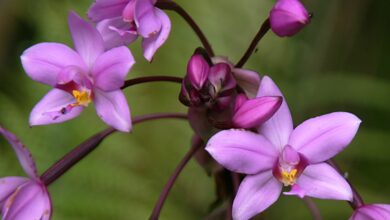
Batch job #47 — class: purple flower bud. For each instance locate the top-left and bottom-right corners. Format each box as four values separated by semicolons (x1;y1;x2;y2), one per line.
234;93;249;112
269;0;310;37
231;96;282;129
187;54;210;90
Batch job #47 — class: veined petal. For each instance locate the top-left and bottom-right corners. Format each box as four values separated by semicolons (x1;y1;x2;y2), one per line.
232;68;261;98
206;130;278;174
88;0;129;22
92;46;135;91
68;11;105;68
94;89;131;132
141;8;171;61
257;76;293;151
284;163;353;201
21;43;86;86
289;112;361;163
134;0;161;38
2;181;51;220
0;177;29;206
96;18;138;49
351;204;390;220
232;96;282;129
29;89;84;126
186;54;210;90
0;127;38;179
233;171;282;220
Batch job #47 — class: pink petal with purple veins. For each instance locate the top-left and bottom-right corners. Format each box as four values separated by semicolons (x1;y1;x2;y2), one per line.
20;43;86;86
0;128;38;179
233;171;282;220
122;1;136;21
2;181;51;220
29;89;84;126
206;130;278;174
68;11;105;69
92;46;135;91
96;18;138;50
0;177;29;206
289;112;361;164
350;204;390;220
232;96;282;129
134;0;161;38
93;89;131;132
87;0;129;22
141;8;171;61
257;76;293;151
186;54;210;90
284;163;353;201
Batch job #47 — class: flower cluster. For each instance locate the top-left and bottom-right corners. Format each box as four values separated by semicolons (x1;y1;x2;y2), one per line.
0;0;388;219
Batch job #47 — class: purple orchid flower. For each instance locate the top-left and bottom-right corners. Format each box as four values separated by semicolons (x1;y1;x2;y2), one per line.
88;0;171;61
269;0;310;37
21;12;134;132
206;76;361;220
0;126;51;220
350;204;390;220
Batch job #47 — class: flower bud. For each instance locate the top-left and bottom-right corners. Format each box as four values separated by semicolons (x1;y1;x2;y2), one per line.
269;0;310;37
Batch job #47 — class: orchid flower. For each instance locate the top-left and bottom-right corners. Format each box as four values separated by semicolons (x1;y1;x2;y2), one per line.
88;0;171;61
206;76;361;220
0;126;51;220
350;204;390;220
21;12;134;132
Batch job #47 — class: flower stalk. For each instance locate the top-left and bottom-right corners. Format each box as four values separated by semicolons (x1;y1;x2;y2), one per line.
122;76;183;89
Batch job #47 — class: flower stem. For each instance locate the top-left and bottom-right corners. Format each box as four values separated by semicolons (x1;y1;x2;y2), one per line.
303;197;322;220
235;18;270;68
149;135;203;220
122;76;183;89
156;0;215;57
327;160;365;209
41;113;188;186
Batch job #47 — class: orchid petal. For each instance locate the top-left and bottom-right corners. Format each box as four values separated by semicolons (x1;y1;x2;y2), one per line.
134;0;161;38
232;96;282;129
29;89;84;126
92;46;135;91
2;182;51;220
96;18;138;49
284;163;353;201
68;11;105;68
351;204;390;220
257;76;293;151
232;68;261;98
233;171;282;220
0;177;29;206
141;8;171;61
94;89;131;132
289;112;361;163
186;54;210;90
0;128;38;179
21;43;86;86
87;0;129;22
206;130;278;174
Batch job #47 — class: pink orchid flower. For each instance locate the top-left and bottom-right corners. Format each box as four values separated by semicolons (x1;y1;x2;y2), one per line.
88;0;171;61
350;204;390;220
21;12;134;132
0;126;51;220
206;76;361;220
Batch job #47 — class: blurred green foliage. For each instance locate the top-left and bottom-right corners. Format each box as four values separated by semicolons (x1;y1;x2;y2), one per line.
0;0;389;219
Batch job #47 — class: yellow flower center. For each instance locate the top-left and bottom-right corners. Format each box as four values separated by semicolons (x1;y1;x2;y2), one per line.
72;90;91;107
281;169;298;186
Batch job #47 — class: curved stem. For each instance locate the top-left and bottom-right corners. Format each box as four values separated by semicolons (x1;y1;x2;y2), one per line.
303;197;322;220
41;113;188;186
122;76;183;89
149;135;202;220
235;19;270;68
327;160;365;209
156;0;215;57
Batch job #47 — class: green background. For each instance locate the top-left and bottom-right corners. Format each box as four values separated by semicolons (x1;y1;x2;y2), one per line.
0;0;389;219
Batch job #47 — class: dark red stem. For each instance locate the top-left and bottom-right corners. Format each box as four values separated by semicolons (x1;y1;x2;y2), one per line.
235;19;270;68
122;76;183;89
156;0;215;57
41;113;188;186
149;135;202;220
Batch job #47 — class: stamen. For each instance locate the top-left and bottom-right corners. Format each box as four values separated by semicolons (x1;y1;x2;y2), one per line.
71;90;91;107
281;169;298;186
